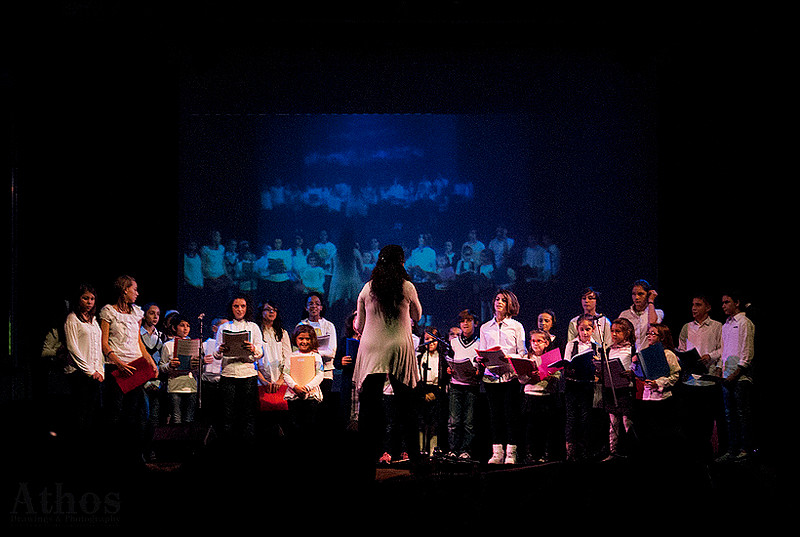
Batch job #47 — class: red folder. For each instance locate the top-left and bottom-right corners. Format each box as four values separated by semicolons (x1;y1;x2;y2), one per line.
112;356;157;394
538;348;563;379
259;384;288;412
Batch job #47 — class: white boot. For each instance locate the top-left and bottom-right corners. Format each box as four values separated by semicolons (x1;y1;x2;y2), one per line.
504;444;517;464
488;444;505;464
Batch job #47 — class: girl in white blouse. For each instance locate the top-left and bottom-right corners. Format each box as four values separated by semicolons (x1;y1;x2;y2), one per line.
257;300;291;390
477;289;527;464
64;283;104;436
213;295;263;449
634;323;682;462
99;275;155;466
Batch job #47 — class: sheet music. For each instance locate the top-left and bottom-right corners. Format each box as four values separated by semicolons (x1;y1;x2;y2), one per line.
222;330;251;359
174;338;200;371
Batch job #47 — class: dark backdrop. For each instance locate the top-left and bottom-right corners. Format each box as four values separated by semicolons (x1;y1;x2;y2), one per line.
7;4;770;448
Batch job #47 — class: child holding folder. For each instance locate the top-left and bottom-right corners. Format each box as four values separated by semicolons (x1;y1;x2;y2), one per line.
519;329;561;464
283;324;325;443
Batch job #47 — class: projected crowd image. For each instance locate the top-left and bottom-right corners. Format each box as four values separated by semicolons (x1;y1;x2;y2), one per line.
182;223;561;330
178;111;654;334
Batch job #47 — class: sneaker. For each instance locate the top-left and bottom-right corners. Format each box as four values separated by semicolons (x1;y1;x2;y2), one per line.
488;444;505;464
504;445;517;464
458;452;472;461
714;451;735;464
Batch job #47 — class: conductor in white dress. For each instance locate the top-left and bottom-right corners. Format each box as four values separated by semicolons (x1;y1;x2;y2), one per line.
353;244;424;475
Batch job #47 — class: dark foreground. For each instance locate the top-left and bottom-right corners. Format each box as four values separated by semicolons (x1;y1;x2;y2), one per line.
3;400;781;533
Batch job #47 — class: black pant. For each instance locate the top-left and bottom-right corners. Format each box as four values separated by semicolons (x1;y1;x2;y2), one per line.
359;374;421;467
103;370;148;466
67;371;103;440
484;379;522;446
521;393;557;460
565;381;594;460
219;376;258;450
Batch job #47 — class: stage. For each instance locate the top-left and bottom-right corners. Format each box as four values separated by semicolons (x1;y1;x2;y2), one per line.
4;403;779;531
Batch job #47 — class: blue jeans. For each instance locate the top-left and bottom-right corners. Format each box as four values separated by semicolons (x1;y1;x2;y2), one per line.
722;379;755;454
448;383;478;454
169;392;197;424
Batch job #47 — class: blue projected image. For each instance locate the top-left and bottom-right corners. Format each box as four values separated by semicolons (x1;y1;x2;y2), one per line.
260;114;472;226
179;110;656;334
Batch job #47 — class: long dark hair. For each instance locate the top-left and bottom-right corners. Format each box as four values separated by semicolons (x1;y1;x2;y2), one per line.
226;294;253;322
370;244;410;321
71;283;97;321
259;299;286;342
611;317;637;350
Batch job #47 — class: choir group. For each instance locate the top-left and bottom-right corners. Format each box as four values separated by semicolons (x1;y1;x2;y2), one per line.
50;268;756;474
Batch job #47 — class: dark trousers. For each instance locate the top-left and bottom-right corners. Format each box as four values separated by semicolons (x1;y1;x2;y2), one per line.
359;374;421;468
565;381;594;460
198;379;223;433
634;396;681;463
219;375;258;450
680;383;724;463
103;370;148;466
484;379;522;446
521;393;558;461
722;379;755;455
448;383;479;455
66;371;103;440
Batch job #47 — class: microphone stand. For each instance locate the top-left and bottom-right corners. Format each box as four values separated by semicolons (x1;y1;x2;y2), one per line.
596;314;618;407
197;314;205;412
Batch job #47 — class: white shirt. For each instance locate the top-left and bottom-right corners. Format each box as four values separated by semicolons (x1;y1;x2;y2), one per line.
618;305;664;350
568;315;612;348
522;352;562;396
283;351;325;401
479;316;526;383
258;326;291;385
202;337;222;381
160;338;198;393
99;304;144;364
419;350;440;385
604;343;635;388
64;312;103;376
140;325;163;364
184;253;204;288
638;348;681;401
214;319;264;378
678;316;722;387
449;334;480;386
297;317;337;377
721;312;755;381
406;246;437;274
263;249;293;282
313;241;337;273
201;244;226;279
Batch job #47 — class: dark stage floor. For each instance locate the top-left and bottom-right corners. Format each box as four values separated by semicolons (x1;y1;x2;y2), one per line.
4;405;780;532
